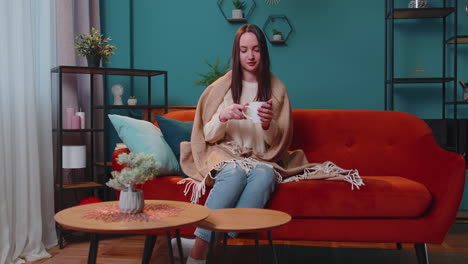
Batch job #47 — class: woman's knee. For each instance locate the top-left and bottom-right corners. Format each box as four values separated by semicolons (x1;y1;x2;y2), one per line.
215;163;247;187
250;165;277;190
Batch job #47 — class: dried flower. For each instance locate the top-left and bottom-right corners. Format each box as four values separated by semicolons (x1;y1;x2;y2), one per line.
107;152;159;190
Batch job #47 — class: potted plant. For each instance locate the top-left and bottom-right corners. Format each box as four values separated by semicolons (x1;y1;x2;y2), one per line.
232;0;245;19
74;27;117;67
107;152;159;213
273;29;283;41
127;96;138;106
194;57;231;87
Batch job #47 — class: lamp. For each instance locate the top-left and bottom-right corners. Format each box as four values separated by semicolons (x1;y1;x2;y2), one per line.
62;145;86;168
62;145;86;184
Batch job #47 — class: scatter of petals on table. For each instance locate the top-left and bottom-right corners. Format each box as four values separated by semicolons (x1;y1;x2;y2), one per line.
83;204;184;222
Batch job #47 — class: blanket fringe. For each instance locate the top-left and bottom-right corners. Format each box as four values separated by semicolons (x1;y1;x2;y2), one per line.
280;161;365;190
178;160;364;203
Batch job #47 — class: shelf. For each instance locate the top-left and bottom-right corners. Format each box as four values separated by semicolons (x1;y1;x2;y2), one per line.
93;105;166;109
263;15;293;45
447;36;468;44
217;0;256;23
386;8;455;19
51;66;166;77
388;77;454;84
226;18;247;23
52;128;105;132
55;181;105;190
270;40;286;45
95;161;112;167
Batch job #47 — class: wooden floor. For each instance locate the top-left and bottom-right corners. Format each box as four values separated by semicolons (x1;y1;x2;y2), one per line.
27;223;468;264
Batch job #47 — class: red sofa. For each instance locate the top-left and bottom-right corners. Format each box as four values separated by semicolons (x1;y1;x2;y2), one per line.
112;109;466;263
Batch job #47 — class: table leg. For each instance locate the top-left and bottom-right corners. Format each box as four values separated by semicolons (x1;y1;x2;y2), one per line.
222;233;228;264
88;233;99;264
207;231;216;264
267;230;278;264
166;231;175;264
175;229;185;264
255;233;262;264
57;226;64;249
142;235;157;264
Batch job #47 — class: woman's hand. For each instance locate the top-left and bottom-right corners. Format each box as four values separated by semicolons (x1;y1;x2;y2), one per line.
258;99;273;130
219;104;246;122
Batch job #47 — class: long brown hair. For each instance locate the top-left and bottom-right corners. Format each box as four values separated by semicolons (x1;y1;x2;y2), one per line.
230;24;271;104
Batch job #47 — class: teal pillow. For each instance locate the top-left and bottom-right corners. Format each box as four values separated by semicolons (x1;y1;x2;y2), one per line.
108;114;180;176
155;116;193;177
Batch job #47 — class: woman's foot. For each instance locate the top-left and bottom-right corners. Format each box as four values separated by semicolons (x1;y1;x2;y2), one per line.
171;237;195;260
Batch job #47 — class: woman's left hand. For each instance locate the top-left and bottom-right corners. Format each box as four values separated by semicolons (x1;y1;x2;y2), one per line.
258;99;273;130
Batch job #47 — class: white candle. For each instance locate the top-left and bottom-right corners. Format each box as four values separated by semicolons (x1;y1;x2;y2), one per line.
76;111;85;129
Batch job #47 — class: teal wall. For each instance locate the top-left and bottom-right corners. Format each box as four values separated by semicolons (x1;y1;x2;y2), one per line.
101;0;468;209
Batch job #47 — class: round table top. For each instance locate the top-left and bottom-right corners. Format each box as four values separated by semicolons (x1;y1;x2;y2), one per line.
54;200;210;234
195;208;291;233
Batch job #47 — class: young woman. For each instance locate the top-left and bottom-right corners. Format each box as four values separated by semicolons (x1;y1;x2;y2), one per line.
178;24;363;264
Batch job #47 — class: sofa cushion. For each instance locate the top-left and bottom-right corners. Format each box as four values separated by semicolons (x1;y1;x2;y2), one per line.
108;114;180;176
155;115;194;177
268;176;432;218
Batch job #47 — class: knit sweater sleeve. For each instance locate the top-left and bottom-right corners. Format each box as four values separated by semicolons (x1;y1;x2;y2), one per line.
203;100;228;143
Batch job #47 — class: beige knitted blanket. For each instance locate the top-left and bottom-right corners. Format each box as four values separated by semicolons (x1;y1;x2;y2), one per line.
179;71;364;203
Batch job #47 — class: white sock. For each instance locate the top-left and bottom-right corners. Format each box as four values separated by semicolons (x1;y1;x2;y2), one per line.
171;237;195;260
186;256;206;264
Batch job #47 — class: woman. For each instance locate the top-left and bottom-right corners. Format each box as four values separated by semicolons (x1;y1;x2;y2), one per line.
178;24;363;264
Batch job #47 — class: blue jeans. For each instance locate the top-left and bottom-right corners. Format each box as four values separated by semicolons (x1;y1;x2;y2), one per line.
194;162;277;242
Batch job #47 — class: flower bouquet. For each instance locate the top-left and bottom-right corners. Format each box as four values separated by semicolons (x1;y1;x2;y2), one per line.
107;152;159;213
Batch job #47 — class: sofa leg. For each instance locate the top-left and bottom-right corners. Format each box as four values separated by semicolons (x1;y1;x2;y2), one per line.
396;243;402;250
414;243;429;264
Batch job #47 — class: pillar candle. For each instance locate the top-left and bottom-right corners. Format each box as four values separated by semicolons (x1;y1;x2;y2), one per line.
66;108;75;129
71;115;81;129
76;111;85;129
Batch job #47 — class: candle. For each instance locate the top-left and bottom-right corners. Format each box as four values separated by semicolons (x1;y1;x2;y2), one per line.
66;108;75;129
76;111;85;129
71;115;81;129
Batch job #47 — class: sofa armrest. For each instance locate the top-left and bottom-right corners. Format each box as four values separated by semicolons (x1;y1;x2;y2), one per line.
397;132;465;230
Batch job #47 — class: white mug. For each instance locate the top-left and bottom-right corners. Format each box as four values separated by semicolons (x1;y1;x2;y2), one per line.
242;101;266;124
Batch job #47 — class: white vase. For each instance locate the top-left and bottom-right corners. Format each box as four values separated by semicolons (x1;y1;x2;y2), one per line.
232;9;243;19
273;34;282;41
127;98;138;105
119;189;144;214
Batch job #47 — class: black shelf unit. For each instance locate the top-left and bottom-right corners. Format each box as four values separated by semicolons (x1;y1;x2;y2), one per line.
50;66;168;248
384;1;457;116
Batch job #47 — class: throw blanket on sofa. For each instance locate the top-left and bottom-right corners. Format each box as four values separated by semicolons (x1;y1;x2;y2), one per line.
180;71;364;203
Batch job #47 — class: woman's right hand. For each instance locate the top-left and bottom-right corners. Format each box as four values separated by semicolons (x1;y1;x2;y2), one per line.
219;104;246;122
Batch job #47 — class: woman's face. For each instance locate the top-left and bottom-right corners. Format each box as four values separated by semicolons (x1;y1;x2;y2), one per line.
239;32;261;76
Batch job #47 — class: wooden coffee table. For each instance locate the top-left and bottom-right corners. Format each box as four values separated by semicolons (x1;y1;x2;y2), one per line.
54;200;210;264
195;208;291;264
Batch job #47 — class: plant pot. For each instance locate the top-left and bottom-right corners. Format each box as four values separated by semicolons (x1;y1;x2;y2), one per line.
273;34;282;41
86;55;101;67
232;9;243;19
127;98;138;105
119;189;144;214
408;0;428;8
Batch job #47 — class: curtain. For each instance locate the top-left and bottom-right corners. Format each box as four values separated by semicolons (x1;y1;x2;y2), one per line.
0;0;57;263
